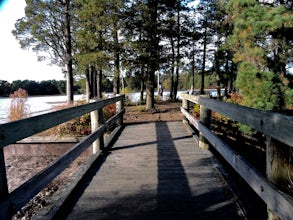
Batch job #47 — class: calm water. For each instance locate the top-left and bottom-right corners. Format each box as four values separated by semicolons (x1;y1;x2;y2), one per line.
0;94;85;124
0;90;218;124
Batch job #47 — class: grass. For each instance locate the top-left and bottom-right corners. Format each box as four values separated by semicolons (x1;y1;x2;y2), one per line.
8;88;30;122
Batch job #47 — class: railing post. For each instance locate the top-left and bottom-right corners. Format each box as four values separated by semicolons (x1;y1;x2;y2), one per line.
0;148;9;200
90;100;104;154
266;137;290;220
182;95;189;125
116;95;124;126
199;95;211;150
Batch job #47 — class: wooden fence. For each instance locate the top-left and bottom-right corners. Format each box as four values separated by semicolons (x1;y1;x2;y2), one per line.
0;95;125;219
181;93;293;220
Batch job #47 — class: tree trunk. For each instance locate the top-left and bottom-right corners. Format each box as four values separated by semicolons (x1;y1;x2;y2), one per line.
64;0;74;104
192;43;195;90
91;65;97;98
200;22;207;95
97;67;103;99
170;36;175;101
174;5;180;101
85;67;91;101
215;52;221;97
146;66;155;110
113;29;120;95
140;65;145;105
145;0;158;110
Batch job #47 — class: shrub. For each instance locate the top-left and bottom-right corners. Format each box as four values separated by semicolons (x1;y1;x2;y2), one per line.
103;103;116;121
42;99;117;137
8;88;30;121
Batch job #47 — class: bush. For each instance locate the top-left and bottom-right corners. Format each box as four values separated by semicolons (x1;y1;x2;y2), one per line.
8;88;30;122
42;99;118;137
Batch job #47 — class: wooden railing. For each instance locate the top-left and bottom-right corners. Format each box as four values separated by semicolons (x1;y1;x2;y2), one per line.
181;93;293;220
0;95;125;219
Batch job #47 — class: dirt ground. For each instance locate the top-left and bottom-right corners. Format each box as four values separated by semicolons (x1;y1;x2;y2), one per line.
123;100;182;123
5;100;183;219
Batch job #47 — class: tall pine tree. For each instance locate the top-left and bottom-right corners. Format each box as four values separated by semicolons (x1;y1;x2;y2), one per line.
13;0;74;103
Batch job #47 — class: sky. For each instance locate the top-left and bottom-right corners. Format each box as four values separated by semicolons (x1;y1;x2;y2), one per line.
0;0;64;83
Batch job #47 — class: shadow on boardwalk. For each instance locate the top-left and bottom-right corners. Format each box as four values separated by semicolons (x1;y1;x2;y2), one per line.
54;121;242;220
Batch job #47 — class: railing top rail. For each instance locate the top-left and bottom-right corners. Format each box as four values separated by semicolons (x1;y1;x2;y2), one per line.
181;93;293;147
0;95;125;149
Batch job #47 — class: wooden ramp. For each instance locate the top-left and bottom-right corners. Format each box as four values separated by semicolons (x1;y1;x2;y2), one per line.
62;121;242;220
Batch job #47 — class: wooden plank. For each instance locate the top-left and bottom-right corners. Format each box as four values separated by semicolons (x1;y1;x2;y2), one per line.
0;149;8;200
198;122;293;220
0;110;124;218
199;95;211;149
181;94;293;147
180;107;199;130
199;97;293;147
32;125;124;220
65;122;241;220
0;95;124;149
181;93;200;103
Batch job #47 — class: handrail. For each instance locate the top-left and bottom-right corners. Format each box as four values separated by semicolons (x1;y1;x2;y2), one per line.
0;95;123;149
181;93;293;220
0;95;125;219
183;94;293;147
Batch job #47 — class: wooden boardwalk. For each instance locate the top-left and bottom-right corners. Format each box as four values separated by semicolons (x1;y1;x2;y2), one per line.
62;121;242;219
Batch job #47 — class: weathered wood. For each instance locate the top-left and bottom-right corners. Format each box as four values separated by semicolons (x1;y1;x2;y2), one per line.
181;94;293;219
116;95;124;126
182;97;189;125
266;137;290;220
0;93;124;219
199;95;211;150
0;110;124;219
181;94;293;147
0;95;124;149
0;149;8;200
90;103;105;153
90;108;99;154
180;107;199;130
33;125;124;220
198;122;293;220
65;122;241;219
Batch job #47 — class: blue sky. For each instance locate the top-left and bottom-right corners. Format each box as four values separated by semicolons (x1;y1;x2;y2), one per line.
0;0;63;83
0;0;8;10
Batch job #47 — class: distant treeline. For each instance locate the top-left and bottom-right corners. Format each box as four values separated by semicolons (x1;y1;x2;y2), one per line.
0;79;80;97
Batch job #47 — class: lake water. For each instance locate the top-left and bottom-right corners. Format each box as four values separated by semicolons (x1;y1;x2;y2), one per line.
0;94;85;124
0;90;219;124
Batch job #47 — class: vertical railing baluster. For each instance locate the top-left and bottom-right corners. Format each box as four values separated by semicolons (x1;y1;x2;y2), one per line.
90;99;104;153
266;137;290;220
199;95;211;150
182;96;189;125
116;95;124;126
98;106;104;150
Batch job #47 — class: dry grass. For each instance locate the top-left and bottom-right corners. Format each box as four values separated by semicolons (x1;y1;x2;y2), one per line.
8;88;30;122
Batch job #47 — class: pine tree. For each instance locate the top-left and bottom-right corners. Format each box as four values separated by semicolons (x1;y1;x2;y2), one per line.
225;0;293;110
13;0;74;103
73;0;113;99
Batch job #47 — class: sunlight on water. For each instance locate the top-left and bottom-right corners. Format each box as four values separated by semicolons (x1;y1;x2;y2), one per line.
0;94;85;124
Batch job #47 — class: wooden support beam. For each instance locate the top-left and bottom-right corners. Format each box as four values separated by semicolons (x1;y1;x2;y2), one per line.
0;149;8;201
199;95;211;150
182;97;190;125
266;137;292;220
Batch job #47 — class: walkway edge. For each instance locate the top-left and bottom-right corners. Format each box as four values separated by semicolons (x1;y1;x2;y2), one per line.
33;125;124;220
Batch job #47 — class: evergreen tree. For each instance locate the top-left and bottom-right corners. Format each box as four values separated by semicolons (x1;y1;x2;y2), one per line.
195;0;219;94
74;0;113;99
13;0;74;103
225;0;293;110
